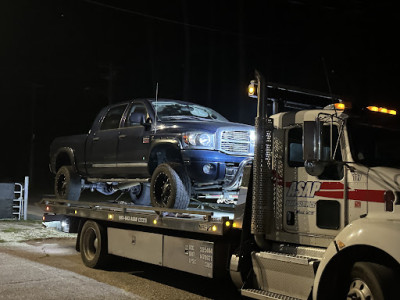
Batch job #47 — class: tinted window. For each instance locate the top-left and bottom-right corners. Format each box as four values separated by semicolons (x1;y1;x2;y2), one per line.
288;127;303;167
100;105;127;130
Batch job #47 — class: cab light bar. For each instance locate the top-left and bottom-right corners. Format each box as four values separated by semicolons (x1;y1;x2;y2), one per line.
367;106;397;115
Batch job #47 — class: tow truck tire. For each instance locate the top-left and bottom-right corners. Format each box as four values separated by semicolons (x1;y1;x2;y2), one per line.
129;183;151;206
80;220;109;269
150;163;191;209
346;262;396;300
55;166;81;200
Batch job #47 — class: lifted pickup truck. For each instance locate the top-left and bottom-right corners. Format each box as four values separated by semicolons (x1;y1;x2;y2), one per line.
50;98;254;209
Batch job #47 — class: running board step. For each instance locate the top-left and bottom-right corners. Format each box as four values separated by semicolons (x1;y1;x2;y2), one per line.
251;251;319;300
241;288;301;300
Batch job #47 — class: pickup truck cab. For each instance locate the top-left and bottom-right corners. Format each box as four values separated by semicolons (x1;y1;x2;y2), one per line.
50;98;254;209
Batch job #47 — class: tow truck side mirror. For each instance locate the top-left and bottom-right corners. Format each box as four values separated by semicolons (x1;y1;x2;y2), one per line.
303;120;325;176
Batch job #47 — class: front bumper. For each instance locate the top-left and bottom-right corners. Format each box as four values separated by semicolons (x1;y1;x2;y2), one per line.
181;149;252;186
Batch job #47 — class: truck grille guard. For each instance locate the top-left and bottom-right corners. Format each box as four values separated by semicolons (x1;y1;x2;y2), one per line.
223;157;253;191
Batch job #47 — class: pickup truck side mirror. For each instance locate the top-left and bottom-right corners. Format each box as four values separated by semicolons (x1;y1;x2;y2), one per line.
129;112;152;130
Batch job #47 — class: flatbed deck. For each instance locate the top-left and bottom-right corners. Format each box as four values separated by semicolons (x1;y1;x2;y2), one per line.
41;198;235;236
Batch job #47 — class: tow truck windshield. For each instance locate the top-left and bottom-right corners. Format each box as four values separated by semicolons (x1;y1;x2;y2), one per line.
347;114;400;168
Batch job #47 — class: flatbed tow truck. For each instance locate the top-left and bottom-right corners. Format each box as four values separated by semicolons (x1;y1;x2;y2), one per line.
43;72;400;299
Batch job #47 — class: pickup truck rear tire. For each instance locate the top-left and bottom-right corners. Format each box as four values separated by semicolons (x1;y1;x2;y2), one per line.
55;166;82;200
150;163;191;209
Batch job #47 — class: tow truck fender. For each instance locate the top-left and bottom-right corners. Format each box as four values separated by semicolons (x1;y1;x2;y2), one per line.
313;215;400;299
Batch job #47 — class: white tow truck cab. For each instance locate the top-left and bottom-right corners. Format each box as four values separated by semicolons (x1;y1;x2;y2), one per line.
42;72;400;300
232;72;400;299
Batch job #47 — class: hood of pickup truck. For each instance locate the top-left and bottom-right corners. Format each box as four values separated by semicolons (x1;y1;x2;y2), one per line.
155;120;254;133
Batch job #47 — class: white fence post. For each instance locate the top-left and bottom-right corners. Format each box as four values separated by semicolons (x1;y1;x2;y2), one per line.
24;176;29;220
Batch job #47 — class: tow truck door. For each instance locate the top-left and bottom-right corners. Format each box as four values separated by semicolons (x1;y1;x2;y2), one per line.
283;124;350;238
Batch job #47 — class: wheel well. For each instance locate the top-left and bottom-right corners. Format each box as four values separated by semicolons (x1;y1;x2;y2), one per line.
148;144;183;175
317;245;400;299
55;152;72;172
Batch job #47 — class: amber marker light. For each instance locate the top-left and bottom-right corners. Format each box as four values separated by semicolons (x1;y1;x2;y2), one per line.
225;221;231;227
153;219;158;225
334;103;345;110
232;222;237;228
248;80;258;98
367;106;379;112
107;214;114;220
212;225;217;232
379;107;388;113
388;110;397;115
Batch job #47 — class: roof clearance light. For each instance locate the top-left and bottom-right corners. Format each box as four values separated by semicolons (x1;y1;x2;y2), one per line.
367;106;379;112
367;106;397;115
334;103;345;110
379;107;388;113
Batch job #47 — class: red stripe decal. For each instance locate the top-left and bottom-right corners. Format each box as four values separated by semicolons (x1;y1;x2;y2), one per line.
315;189;385;203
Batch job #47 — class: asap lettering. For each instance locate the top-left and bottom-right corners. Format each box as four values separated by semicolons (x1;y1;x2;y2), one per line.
287;181;321;198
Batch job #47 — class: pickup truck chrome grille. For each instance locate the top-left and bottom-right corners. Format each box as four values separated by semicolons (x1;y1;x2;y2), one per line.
219;130;253;155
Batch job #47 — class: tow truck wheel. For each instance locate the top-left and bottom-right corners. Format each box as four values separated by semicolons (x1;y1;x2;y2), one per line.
80;220;109;269
55;166;82;200
346;262;396;300
129;183;150;206
150;163;191;209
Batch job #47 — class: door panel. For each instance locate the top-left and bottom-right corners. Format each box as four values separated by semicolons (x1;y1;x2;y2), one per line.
283;125;346;237
85;104;128;177
116;102;151;177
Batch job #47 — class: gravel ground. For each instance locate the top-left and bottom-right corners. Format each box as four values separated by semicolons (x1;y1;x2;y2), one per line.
0;219;241;299
0;220;76;244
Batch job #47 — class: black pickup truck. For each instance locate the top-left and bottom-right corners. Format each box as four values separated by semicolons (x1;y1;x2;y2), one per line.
49;98;254;209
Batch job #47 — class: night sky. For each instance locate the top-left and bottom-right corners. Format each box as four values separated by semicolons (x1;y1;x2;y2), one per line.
1;0;398;190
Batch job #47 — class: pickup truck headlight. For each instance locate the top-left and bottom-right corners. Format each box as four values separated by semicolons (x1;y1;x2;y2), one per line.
183;132;215;149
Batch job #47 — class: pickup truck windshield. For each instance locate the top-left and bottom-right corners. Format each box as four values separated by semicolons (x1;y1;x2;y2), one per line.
151;101;228;122
347;117;400;168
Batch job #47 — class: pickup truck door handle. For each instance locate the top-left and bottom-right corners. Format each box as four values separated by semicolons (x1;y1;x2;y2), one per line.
93;137;100;141
119;134;127;139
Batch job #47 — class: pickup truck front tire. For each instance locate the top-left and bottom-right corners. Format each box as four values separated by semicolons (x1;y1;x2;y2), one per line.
55;166;82;200
150;163;191;209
